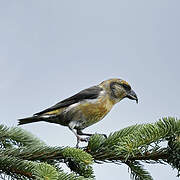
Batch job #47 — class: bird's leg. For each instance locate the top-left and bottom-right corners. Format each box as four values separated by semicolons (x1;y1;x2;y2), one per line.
68;127;89;148
77;129;93;137
76;130;92;144
101;134;107;138
77;129;107;139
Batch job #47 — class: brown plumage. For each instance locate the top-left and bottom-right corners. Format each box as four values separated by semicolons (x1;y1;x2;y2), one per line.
18;78;138;147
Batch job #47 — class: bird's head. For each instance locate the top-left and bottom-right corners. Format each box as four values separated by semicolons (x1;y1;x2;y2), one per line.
100;78;138;104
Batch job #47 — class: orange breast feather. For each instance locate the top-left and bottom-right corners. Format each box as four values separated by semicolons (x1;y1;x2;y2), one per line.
79;96;115;125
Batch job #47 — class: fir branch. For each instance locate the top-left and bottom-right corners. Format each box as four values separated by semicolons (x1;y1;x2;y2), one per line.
57;170;93;180
0;146;93;165
0;154;35;179
0;117;180;180
0;153;91;180
0;146;94;178
166;135;180;176
126;161;153;180
33;163;59;180
0;125;45;147
86;117;180;162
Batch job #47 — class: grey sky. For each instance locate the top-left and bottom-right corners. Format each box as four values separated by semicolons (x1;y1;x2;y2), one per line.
0;1;180;179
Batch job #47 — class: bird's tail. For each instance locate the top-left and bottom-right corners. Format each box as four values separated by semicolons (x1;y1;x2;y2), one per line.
18;116;42;125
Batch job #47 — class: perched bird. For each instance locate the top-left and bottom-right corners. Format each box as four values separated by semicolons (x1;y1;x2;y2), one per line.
18;78;138;147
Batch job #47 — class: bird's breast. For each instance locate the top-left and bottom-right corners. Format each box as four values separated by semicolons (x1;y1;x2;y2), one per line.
78;95;115;127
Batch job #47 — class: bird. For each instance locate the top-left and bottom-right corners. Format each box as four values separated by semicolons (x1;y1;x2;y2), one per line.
18;78;138;147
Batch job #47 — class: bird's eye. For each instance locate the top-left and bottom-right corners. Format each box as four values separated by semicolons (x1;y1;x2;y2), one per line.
122;83;131;91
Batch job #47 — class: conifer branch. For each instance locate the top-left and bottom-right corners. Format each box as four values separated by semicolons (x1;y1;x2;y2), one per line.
0;117;179;179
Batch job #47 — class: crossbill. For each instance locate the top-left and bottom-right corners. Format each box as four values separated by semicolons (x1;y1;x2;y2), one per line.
18;78;138;147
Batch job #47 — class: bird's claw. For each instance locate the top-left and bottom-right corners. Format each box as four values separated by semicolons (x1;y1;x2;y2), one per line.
76;136;90;148
81;137;90;142
75;134;107;148
102;134;107;138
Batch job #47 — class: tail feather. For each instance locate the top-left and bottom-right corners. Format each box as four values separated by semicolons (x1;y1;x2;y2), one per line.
18;116;42;125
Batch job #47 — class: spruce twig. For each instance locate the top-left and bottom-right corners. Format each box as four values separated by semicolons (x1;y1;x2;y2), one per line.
0;117;179;179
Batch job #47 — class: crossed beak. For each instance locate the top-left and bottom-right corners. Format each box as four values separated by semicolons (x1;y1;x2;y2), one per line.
126;89;138;104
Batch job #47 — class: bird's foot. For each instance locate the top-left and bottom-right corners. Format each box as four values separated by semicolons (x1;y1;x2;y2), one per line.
76;136;90;148
101;134;107;138
78;136;90;142
75;134;107;148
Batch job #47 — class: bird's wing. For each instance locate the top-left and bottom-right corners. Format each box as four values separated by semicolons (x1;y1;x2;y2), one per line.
34;86;103;116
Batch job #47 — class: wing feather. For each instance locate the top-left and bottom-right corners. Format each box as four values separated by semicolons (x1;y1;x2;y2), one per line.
34;86;102;116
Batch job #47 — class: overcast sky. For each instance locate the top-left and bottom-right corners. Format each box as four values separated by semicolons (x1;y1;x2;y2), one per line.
0;1;180;179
